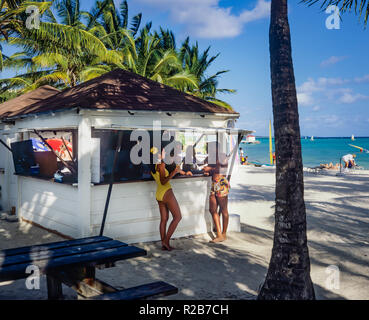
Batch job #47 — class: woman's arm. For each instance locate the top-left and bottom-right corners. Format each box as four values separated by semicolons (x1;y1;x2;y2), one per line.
202;165;213;176
158;162;180;185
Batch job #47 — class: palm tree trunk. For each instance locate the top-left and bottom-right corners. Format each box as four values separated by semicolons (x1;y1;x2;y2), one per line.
257;0;315;300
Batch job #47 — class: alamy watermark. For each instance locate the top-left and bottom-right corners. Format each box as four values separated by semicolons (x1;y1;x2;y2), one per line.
25;5;40;30
325;5;341;30
325;265;340;290
25;264;40;290
128;121;236;172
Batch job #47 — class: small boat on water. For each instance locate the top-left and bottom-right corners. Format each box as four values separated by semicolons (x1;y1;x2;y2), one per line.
351;134;355;141
310;136;314;141
241;134;260;144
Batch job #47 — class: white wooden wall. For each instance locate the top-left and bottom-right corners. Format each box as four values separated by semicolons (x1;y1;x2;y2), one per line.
0;131;19;212
15;176;212;242
18;177;80;238
90;177;213;243
0;109;237;241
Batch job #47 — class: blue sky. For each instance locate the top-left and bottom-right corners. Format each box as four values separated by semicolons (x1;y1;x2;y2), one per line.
2;0;369;136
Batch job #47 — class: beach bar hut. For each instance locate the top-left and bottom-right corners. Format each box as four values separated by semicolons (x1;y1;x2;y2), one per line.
0;69;244;243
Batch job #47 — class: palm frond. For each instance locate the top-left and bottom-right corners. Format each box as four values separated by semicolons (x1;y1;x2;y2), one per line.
205;97;233;110
301;0;369;25
130;12;141;36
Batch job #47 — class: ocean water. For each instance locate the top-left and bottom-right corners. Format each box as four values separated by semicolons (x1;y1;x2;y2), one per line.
240;137;369;170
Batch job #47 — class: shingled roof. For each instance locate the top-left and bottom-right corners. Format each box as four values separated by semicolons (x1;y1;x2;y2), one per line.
0;69;238;121
0;86;61;120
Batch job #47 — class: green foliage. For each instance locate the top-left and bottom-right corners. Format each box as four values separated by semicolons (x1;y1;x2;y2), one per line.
0;1;52;70
1;0;235;109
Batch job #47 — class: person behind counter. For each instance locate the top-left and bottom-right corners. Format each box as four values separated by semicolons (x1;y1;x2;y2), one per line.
151;147;185;251
182;145;205;176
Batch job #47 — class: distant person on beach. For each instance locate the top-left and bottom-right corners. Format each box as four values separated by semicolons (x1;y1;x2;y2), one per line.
342;154;357;168
151;147;184;251
320;162;341;170
241;156;249;165
239;148;248;165
272;152;276;165
203;143;230;243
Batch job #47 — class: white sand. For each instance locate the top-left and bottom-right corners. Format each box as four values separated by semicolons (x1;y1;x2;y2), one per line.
0;166;368;300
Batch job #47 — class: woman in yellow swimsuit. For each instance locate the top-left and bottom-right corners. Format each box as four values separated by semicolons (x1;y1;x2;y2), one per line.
151;148;184;251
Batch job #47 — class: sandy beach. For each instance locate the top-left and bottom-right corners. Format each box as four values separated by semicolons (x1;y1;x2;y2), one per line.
0;165;368;300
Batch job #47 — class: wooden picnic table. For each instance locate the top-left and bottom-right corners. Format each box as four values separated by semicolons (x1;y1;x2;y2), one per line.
0;236;178;300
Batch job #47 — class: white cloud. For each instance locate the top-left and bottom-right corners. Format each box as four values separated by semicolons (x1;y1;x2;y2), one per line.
297;92;315;106
339;92;368;104
134;0;270;38
320;56;347;67
302;114;344;128
312;105;321;111
354;74;369;83
297;76;368;107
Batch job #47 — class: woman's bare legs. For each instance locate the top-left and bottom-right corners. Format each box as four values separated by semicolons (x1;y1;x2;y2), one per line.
209;194;224;242
158;201;169;249
217;196;229;240
161;189;182;250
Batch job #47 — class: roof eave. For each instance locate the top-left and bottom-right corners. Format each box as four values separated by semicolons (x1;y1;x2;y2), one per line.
0;107;239;122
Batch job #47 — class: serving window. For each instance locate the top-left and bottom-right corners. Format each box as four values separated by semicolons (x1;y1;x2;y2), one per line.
12;129;77;183
10;127;243;185
91;128;241;185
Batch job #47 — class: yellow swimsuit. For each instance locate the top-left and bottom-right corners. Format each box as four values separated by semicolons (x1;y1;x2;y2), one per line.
151;164;172;201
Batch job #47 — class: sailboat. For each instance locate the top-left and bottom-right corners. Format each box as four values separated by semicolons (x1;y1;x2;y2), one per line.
310;136;314;141
351;134;355;141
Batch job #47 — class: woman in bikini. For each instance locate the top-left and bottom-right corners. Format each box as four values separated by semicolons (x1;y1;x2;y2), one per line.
203;146;230;243
151;147;184;251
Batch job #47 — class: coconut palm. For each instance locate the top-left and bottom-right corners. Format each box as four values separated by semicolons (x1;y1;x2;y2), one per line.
1;0;234;105
257;0;316;300
84;1;196;90
121;27;198;91
0;0;51;69
85;0;144;50
0;0;125;92
1;45;123;91
179;38;235;109
258;0;369;300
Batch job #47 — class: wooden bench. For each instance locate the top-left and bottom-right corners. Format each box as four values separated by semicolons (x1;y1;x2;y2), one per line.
88;281;178;300
0;236;178;300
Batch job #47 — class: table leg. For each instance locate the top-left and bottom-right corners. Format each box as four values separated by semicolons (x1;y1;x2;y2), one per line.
50;266;117;299
46;275;63;300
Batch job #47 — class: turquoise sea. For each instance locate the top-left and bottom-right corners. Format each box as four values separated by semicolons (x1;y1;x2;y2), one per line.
240;137;369;170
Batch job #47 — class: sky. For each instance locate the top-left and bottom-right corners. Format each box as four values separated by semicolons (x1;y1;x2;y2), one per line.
1;0;369;137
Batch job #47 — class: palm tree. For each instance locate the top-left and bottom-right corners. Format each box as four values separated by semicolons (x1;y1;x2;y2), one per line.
257;0;315;300
0;0;51;69
1;0;232;106
258;0;369;300
122;27;198;91
0;0;125;92
85;1;197;91
179;38;235;109
85;0;144;50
